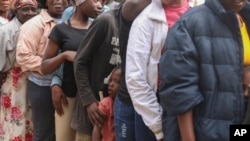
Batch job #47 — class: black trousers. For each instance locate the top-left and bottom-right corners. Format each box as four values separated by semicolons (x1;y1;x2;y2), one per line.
27;80;55;141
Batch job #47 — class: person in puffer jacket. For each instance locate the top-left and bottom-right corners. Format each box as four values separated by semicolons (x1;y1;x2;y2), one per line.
159;0;250;140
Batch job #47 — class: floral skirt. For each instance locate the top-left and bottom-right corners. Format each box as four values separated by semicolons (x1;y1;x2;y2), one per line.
0;67;33;141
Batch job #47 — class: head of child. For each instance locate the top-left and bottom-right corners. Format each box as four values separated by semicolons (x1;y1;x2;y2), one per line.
108;66;121;99
243;66;250;97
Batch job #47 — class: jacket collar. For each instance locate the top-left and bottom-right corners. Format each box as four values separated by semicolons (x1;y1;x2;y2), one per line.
12;17;22;28
239;2;250;25
205;0;250;33
205;0;250;22
148;0;167;23
40;9;55;23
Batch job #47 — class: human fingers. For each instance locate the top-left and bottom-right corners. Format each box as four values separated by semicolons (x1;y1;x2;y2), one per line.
88;112;95;126
92;108;106;126
55;98;64;116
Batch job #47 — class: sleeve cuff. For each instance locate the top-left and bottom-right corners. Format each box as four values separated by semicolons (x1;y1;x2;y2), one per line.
51;75;62;87
154;129;163;140
150;123;163;140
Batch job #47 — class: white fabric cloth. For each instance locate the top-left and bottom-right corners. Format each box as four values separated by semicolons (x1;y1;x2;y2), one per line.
125;0;168;139
0;16;8;26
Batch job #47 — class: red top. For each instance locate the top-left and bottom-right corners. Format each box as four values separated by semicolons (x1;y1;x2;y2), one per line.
99;97;115;141
164;0;189;29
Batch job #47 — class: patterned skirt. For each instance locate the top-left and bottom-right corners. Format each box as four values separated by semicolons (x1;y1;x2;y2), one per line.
0;66;33;141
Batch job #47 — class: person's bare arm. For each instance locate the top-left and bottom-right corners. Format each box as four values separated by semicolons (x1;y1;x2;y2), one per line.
122;0;151;21
41;39;76;75
92;125;102;141
51;85;68;116
177;110;196;141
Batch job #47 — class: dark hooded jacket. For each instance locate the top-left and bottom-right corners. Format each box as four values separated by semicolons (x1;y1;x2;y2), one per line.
159;0;250;140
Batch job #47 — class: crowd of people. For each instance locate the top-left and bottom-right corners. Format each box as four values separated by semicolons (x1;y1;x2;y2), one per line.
0;0;249;141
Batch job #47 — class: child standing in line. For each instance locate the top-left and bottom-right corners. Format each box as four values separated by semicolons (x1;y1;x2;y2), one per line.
92;66;121;141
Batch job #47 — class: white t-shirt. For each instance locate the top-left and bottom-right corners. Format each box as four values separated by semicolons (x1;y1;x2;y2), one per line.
0;16;8;26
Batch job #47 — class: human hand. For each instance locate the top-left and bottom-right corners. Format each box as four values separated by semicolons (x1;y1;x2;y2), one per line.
51;85;68;116
86;102;106;127
63;51;76;62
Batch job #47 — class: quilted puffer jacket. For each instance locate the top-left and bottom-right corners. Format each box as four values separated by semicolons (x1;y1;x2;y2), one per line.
159;0;250;140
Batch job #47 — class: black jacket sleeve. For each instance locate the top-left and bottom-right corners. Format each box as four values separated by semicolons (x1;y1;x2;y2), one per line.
74;15;110;107
159;20;204;115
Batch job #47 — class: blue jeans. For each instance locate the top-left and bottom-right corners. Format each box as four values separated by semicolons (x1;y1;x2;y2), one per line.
114;96;157;141
27;80;55;141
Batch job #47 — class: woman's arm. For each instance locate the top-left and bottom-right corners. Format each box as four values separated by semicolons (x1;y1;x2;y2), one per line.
125;15;163;140
16;19;44;74
41;38;76;75
41;39;62;74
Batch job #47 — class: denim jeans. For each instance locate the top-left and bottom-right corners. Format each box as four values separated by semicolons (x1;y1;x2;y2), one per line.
114;96;157;141
27;80;55;141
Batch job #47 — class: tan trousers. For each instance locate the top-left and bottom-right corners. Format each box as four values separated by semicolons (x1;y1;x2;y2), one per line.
75;132;92;141
55;97;76;141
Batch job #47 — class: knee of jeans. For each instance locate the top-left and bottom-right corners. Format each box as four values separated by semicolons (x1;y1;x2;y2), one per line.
115;121;134;140
121;123;128;138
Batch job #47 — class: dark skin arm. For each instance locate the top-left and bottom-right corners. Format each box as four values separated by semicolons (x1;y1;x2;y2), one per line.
41;38;74;115
41;38;76;75
51;85;68;116
121;0;151;22
92;124;102;141
177;110;196;141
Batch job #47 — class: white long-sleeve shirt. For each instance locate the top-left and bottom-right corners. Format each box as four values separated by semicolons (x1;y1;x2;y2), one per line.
125;0;168;139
